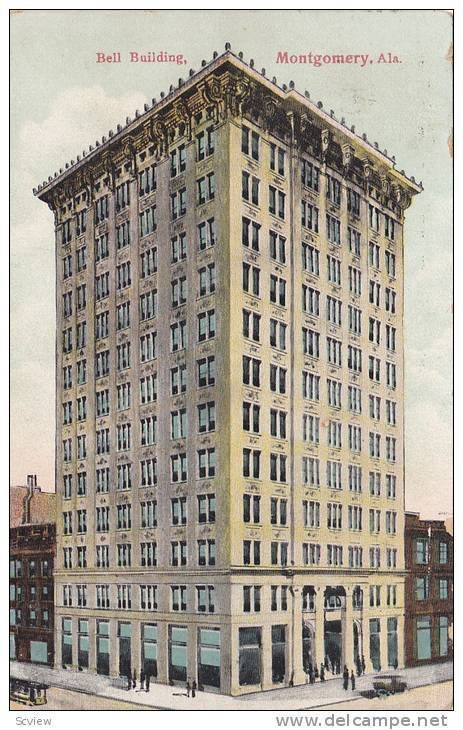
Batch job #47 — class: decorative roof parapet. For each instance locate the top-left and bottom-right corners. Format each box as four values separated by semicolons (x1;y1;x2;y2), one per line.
34;43;422;209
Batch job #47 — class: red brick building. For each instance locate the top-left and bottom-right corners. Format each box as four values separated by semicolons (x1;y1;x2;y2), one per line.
404;512;453;666
10;476;56;665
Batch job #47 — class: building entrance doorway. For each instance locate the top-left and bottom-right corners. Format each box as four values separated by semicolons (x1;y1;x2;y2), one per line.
324;620;342;672
302;623;314;672
353;622;360;663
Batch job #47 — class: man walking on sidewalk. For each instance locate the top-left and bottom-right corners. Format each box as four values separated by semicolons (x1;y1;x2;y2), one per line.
343;665;349;691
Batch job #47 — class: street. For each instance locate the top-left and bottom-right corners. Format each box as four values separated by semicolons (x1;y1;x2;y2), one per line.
10;681;452;712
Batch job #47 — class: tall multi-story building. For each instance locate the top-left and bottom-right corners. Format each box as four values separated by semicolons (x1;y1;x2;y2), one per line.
404;512;453;667
34;46;421;695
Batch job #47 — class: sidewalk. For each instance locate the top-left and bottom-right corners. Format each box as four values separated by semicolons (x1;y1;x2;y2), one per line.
10;660;452;711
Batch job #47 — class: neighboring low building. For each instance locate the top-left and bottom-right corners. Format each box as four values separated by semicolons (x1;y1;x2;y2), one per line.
404;512;453;667
10;476;56;665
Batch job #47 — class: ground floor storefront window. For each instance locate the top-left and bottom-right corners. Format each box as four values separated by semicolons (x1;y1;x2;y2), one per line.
439;616;448;657
62;618;72;666
198;628;221;689
10;633;16;659
142;624;158;679
416;616;432;661
30;640;48;664
169;626;187;683
369;618;381;671
78;619;89;669
239;627;261;686
272;625;286;683
387;617;398;668
97;620;110;676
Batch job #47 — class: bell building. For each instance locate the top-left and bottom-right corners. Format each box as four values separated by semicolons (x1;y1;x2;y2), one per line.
34;45;421;695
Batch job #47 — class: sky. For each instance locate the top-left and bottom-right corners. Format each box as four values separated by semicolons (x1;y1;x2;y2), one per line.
10;9;453;518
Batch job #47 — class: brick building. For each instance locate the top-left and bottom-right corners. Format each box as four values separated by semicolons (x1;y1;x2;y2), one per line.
404;512;453;666
9;476;56;665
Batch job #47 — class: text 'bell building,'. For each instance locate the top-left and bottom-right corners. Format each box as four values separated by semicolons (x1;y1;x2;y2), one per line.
34;45;421;695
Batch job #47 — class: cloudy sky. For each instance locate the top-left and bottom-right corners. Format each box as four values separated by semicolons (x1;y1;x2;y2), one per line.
10;10;452;518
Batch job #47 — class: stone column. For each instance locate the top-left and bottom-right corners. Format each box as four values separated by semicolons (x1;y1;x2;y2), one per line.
261;622;273;690
54;611;62;668
314;586;325;668
396;613;405;668
88;617;97;673
291;586;305;686
71;616;79;670
109;616;118;677
379;617;389;671
342;586;354;669
131;618;141;676
187;615;198;684
156;620;169;684
361;612;373;673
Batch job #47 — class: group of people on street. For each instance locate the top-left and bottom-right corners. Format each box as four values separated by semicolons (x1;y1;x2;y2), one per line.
306;655;367;691
125;669;151;692
186;680;197;698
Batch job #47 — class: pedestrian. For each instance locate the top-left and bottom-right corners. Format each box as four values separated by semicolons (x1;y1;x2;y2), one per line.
127;672;131;691
186;680;191;698
314;665;319;680
309;667;315;685
146;673;150;693
320;663;325;682
343;665;349;691
356;655;362;677
132;669;137;690
361;655;366;675
140;668;145;691
192;679;197;698
350;670;356;691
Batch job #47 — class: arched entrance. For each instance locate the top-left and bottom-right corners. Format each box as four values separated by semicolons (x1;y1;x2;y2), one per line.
302;621;315;672
324;587;346;674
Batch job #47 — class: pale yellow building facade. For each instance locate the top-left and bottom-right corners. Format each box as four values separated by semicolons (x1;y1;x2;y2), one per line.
35;47;420;695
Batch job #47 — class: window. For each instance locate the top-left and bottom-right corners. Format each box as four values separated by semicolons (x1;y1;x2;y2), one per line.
270;231;286;263
326;214;341;245
61;219;72;245
327;545;343;567
116;503;132;530
349;266;362;296
385;287;397;314
327;461;342;490
384;214;396;241
243;585;261;613
77;472;87;496
242;171;259;206
198;448;216;478
116;181;130;211
243;356;261;387
171;453;188;483
97;310;110;338
439;542;449;564
327;337;342;366
270;319;287;351
172;232;187;262
95;233;109;262
303;544;321;567
270;409;287;439
386;362;397;390
301;159;319;190
76;245;87;272
243;448;261;479
196;126;215;160
140;374;156;404
243;494;261;524
301;201;319;232
348;465;363;493
140;585;158;611
369;204;380;231
243;402;260;433
171;541;187;567
96;506;110;532
198;310;215;341
327;255;341;285
327;503;342;529
117;463;132;491
242;262;260;296
415;576;430;601
269;186;286;219
141;500;157;528
140;416;157;446
303;414;320;444
199;264;216;297
170;188;187;221
328;420;342;448
198;494;216;524
140;289;157;321
95;272;109;301
117;423;131;452
270;275;286;306
95;195;109;223
197;173;215;204
302;243;319;275
243;309;261;342
96;545;109;569
197;356;215;388
302;457;320;487
271;364;287;394
270;142;285;175
170;144;186;177
270;453;287;483
198;402;215;433
171;320;187;351
243;540;261;567
140;331;157;362
347;188;361;216
386;250;396;278
326;174;341;205
140;541;157;567
96;585;110;609
117;543;132;568
197;585;215;613
369;241;380;268
242;217;261;250
302;285;320;316
139;164;156;196
62;327;72;354
198;218;216;250
242;125;259;160
369;356;381;383
116;342;131;371
96;467;110;494
303;500;320;528
327;296;342;326
198;539;216;566
171;497;187;526
139;206;156;237
140;458;157;487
